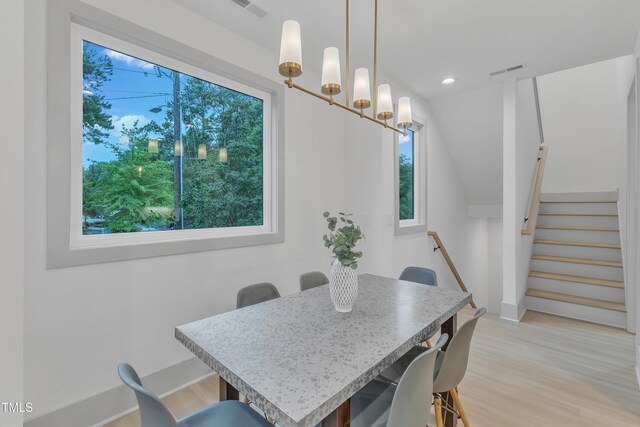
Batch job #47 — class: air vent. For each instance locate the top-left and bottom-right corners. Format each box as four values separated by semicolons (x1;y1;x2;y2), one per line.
229;0;269;18
247;3;268;18
231;0;251;8
489;64;525;77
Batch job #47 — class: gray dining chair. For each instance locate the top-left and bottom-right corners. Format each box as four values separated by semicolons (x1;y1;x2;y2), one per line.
299;271;329;291
399;266;438;287
118;363;272;427
377;308;486;427
399;266;437;347
351;334;449;427
236;282;281;309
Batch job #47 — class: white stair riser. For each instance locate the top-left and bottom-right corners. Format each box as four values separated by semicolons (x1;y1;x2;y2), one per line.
539;202;618;215
533;243;622;261
525;296;626;328
527;277;626;303
530;260;623;281
540;191;618;202
537;215;619;228
534;229;620;244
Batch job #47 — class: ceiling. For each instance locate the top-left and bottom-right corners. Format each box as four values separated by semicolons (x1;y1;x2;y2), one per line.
173;0;640;99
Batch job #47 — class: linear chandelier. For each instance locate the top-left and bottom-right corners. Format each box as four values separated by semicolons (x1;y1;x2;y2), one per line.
278;0;411;135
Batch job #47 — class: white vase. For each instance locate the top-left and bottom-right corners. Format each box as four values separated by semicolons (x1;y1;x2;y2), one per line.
329;259;359;312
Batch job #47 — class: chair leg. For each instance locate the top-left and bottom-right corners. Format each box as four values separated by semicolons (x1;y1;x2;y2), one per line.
450;388;471;427
426;339;432;348
434;397;444;427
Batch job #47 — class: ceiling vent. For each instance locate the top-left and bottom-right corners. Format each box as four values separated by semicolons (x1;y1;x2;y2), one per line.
489;64;525;77
230;0;268;18
231;0;251;7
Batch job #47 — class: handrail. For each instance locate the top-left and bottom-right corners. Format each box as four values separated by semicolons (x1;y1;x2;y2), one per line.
521;145;549;235
533;77;544;143
427;230;477;309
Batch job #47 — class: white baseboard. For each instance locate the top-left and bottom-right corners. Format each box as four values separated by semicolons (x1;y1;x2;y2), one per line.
500;297;526;322
24;357;212;427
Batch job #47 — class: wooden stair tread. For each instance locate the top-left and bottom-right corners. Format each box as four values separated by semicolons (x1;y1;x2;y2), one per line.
540;200;617;204
538;213;618;217
526;289;626;312
533;239;621;249
529;271;624;288
536;225;619;232
531;255;622;268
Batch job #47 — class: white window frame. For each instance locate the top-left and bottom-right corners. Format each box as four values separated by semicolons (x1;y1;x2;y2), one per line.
47;2;285;267
394;119;427;235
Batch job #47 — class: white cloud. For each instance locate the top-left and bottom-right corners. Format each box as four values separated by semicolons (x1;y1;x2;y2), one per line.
110;114;151;143
104;49;155;70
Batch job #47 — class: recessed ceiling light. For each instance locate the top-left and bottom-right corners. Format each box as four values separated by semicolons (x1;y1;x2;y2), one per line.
441;77;456;85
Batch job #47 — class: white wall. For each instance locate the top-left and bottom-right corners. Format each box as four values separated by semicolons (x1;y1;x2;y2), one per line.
343;88;489;310
538;56;634;194
487;218;503;315
0;1;24;426
502;78;541;321
22;0;479;423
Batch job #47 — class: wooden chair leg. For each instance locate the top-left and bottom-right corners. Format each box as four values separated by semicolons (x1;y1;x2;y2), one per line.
450;388;471;427
434;397;444;427
426;339;432;348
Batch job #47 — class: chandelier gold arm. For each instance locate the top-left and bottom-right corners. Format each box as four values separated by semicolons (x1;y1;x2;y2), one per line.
285;79;405;135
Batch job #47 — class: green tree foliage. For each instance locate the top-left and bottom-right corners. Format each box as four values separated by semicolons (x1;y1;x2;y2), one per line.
175;78;264;228
399;153;414;220
84;122;173;233
81;44;265;234
82;47;114;144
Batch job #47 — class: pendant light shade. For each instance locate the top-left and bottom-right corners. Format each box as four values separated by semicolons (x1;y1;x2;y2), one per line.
377;84;393;120
174;140;182;157
353;68;371;109
397;97;412;128
321;47;341;95
279;20;302;77
198;144;207;160
148;139;159;154
219;147;228;163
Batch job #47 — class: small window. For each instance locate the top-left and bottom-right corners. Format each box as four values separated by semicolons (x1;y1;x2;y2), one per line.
399;128;415;221
395;121;427;235
69;24;279;251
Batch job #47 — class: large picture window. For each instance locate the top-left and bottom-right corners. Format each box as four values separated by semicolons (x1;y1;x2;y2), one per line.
68;24;279;252
395;121;427;235
81;39;265;235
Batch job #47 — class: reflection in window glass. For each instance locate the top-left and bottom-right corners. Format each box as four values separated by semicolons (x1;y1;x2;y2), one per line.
398;129;414;220
81;40;264;235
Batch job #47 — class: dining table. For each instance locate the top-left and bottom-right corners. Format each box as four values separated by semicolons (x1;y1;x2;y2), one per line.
175;273;472;427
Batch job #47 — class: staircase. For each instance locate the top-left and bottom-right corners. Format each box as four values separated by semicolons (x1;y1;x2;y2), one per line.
525;192;627;328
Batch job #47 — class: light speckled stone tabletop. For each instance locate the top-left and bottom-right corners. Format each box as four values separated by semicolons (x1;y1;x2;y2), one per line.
175;274;472;427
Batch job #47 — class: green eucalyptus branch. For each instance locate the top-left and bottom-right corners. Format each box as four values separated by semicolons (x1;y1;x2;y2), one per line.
322;211;365;269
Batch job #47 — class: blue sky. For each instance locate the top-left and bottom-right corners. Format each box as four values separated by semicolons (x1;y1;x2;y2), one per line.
83;40;174;166
399;128;414;162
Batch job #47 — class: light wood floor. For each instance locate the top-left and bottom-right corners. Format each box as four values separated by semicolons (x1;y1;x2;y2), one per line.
106;309;640;427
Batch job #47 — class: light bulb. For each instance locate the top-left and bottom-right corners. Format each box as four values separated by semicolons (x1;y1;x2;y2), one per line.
397;97;412;128
321;47;341;95
279;20;302;77
377;84;393;120
148;139;159;154
353;68;371;109
198;144;207;160
219;147;228;163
